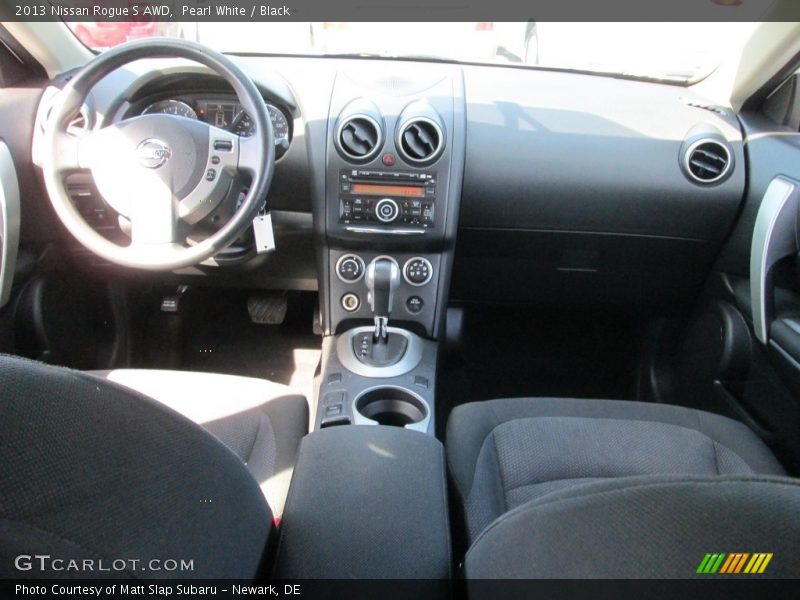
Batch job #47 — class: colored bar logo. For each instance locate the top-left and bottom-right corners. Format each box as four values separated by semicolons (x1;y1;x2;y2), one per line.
697;553;773;574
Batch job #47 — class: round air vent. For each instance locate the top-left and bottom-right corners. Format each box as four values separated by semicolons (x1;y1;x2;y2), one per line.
397;117;444;164
683;139;732;184
336;115;383;162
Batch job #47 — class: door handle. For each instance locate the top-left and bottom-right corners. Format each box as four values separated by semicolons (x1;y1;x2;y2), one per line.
750;176;800;344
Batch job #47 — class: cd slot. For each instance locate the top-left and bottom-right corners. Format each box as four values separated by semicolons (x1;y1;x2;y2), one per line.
346;169;434;182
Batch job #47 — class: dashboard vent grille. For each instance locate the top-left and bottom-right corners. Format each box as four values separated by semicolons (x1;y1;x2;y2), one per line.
398;118;443;163
685;140;731;184
337;116;382;161
681;98;729;117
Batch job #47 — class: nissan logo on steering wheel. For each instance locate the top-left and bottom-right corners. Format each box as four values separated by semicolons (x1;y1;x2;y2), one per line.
136;138;171;169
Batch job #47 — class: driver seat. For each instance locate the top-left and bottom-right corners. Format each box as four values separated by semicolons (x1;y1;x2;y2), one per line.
89;368;308;520
0;354;308;579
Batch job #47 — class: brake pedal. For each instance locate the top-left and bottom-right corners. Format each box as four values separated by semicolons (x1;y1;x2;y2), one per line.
247;292;288;325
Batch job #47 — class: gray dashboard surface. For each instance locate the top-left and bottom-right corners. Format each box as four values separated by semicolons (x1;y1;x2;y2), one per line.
460;64;745;242
78;56;745;243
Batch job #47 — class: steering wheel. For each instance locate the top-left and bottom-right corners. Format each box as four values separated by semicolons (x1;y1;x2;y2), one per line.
42;39;274;270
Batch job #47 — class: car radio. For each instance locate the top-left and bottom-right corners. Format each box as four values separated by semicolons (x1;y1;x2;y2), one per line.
338;169;436;228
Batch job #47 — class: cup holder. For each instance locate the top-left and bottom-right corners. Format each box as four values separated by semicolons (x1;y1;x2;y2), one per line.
355;387;428;427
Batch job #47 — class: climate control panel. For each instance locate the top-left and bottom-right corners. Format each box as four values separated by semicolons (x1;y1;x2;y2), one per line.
336;254;366;283
329;250;440;335
403;257;433;286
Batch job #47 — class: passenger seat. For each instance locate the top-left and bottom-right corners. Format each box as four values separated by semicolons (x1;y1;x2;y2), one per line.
446;397;800;578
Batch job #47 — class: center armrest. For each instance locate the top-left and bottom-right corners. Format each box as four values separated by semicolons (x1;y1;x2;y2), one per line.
273;425;451;588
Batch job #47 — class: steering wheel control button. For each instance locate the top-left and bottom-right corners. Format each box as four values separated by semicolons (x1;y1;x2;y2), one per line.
341;293;360;312
375;198;400;223
403;257;434;286
213;140;233;151
205;169;217;181
406;296;424;314
210;156;221;165
336;254;366;283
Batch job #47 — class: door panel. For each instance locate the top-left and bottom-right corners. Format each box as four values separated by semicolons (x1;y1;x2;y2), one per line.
0;140;20;308
679;108;800;474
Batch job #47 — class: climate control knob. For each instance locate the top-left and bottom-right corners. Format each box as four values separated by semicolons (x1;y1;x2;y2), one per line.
403;257;434;286
336;254;365;283
375;198;400;223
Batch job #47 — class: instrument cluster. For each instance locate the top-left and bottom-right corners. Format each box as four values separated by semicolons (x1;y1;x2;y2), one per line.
140;96;292;156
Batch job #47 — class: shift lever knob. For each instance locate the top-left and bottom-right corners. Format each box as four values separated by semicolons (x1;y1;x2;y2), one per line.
365;257;400;342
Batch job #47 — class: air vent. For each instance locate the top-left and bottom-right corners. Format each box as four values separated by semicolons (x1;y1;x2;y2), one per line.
397;118;444;164
684;139;732;184
336;115;383;162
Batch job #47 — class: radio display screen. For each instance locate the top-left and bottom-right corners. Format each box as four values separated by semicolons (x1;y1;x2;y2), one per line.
351;183;426;198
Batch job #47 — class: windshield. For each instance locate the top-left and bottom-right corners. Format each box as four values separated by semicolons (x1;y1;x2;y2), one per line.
65;21;757;83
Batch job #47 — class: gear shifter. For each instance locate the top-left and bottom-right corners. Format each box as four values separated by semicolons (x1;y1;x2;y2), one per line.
365;257;401;343
352;257;408;368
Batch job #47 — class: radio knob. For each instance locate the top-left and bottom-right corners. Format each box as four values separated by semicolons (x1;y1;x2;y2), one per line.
375;198;400;223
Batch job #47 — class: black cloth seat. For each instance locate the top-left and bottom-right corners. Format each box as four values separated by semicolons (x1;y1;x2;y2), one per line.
446;397;799;578
90;369;308;518
0;355;307;579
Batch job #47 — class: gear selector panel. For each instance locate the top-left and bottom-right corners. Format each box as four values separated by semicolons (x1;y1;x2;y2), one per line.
329;250;439;335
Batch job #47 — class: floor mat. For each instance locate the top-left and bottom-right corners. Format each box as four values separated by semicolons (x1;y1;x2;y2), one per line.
137;289;321;402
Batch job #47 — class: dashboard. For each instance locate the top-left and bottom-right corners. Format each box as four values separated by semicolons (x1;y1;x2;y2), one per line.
26;55;748;331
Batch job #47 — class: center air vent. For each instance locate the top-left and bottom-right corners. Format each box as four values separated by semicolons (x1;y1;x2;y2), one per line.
336;115;383;162
683;139;732;184
397;118;444;164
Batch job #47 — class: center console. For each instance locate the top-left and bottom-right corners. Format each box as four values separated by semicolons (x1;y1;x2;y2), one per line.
272;61;463;590
316;326;438;432
310;63;466;434
273;425;451;590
